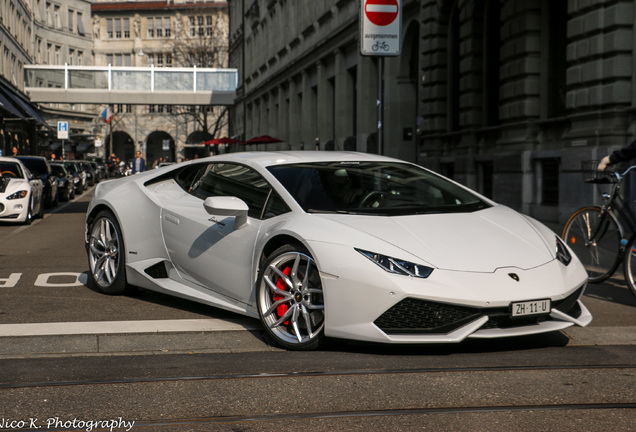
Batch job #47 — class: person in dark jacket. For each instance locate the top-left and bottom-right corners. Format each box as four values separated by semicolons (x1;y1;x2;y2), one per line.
598;141;636;170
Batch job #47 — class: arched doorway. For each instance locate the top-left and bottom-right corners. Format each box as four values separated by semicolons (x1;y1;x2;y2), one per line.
106;131;134;163
185;130;213;160
146;131;175;166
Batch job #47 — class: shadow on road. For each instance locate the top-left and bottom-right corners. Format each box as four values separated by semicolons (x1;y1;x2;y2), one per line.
585;274;636;307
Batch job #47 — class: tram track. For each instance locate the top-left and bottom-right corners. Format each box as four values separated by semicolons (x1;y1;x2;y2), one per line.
1;353;635;431
1;363;634;390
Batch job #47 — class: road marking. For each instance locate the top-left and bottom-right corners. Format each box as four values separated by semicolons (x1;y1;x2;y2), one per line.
0;318;261;337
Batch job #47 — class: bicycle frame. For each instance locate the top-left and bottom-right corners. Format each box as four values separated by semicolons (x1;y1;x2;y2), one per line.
591;166;636;250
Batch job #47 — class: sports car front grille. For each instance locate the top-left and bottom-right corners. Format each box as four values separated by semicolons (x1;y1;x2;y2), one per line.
374;287;584;335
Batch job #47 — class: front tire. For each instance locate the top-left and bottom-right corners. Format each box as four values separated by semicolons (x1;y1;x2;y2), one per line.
623;235;636;298
87;211;128;294
257;244;325;350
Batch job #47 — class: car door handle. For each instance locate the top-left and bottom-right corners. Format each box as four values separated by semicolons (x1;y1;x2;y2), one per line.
165;214;180;225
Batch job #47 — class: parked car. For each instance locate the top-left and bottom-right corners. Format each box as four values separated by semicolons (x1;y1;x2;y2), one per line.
15;156;58;208
79;161;96;187
0;157;44;224
57;161;84;195
89;161;103;183
50;162;75;202
85;151;591;350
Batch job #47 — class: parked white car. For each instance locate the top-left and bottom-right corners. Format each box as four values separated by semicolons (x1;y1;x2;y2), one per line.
85;151;591;350
0;156;44;224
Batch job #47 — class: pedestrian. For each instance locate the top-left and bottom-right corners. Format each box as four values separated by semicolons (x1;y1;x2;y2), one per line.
598;141;636;170
132;151;146;174
12;146;18;156
50;153;56;161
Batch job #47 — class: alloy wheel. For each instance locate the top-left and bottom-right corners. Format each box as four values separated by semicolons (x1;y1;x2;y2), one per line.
258;249;325;349
88;216;121;289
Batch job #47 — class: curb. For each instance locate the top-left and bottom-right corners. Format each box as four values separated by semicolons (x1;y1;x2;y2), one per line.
0;319;634;358
0;319;277;358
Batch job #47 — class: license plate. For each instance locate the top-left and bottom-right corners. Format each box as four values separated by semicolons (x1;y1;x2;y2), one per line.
511;299;551;317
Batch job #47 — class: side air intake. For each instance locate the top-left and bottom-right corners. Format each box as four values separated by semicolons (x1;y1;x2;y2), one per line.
144;262;169;279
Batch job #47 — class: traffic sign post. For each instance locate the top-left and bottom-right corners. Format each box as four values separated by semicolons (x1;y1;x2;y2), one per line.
360;0;402;56
57;121;69;159
359;0;402;156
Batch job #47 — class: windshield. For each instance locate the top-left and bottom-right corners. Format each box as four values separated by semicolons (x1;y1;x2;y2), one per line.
0;161;25;179
268;161;491;215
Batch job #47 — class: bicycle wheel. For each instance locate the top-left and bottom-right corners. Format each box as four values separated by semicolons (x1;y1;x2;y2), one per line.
623;235;636;297
562;206;622;283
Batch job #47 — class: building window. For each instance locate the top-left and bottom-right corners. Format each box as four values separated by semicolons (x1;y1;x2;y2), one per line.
77;50;83;65
77;12;85;35
68;48;75;65
54;5;61;28
107;18;129;39
148;17;170;38
536;159;560;206
189;16;196;37
206;16;213;36
68;9;73;32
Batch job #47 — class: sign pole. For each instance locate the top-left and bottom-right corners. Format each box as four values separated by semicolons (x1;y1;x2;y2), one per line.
360;0;402;157
378;57;383;155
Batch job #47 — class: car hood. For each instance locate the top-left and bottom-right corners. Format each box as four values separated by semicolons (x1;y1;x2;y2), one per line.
313;205;554;272
0;178;27;195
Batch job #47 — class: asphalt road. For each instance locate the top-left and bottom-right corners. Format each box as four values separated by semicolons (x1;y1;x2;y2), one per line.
0;186;634;431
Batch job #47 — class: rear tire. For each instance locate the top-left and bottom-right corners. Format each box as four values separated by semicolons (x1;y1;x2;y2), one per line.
87;211;128;294
562;206;622;283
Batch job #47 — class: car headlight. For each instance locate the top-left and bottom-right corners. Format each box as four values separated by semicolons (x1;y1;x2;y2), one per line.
555;236;572;266
356;248;433;278
6;191;28;200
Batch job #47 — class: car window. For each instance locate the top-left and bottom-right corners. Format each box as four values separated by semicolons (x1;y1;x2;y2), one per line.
177;163;290;219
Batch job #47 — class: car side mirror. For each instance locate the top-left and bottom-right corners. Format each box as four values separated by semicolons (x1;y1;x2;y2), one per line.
203;196;249;229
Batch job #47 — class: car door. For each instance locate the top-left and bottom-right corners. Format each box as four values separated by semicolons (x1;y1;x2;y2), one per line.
26;169;43;215
160;162;273;305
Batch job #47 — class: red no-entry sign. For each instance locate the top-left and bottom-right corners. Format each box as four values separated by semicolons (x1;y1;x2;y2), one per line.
364;0;399;27
360;0;402;56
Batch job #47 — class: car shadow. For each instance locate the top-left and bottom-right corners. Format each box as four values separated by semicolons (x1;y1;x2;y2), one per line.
81;271;241;320
584;275;636;307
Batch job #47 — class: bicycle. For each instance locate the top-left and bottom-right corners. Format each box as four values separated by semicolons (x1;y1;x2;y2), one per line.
562;161;636;296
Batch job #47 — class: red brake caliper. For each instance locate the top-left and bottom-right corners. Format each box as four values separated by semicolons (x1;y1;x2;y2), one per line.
274;267;291;325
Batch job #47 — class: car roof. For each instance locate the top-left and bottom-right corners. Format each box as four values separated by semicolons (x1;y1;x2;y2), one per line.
192;151;403;170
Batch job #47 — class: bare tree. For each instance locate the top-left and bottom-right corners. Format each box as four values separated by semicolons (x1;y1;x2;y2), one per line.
168;10;230;142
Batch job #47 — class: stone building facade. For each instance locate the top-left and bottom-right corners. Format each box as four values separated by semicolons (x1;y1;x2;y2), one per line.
0;0;93;157
91;0;229;165
229;0;636;223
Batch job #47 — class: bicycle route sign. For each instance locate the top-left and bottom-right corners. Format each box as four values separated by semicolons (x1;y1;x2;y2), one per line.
360;0;402;56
